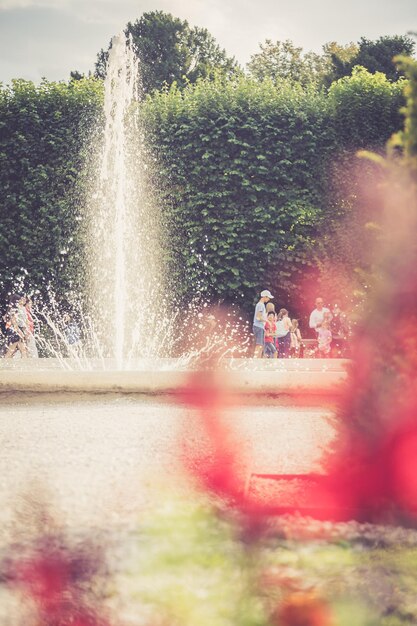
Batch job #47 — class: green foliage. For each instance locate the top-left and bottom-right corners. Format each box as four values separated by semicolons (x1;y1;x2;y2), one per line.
247;39;328;88
332;35;416;82
118;491;417;626
128;495;269;626
314;68;405;305
391;55;417;169
142;78;327;309
328;66;404;148
246;35;415;92
69;70;86;81
95;11;240;94
0;64;405;316
321;41;359;88
0;77;103;301
142;69;405;312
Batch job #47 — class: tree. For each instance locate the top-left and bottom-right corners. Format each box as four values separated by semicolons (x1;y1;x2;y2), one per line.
70;71;85;81
247;39;328;88
321;41;359;87
332;35;416;82
95;11;239;94
328;66;404;148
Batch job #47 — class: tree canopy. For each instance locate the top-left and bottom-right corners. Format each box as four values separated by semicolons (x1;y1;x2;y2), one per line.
332;35;416;82
247;39;329;87
95;11;240;94
246;35;415;89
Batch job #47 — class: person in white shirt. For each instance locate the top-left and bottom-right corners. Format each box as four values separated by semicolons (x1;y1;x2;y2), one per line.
309;297;331;336
253;289;273;358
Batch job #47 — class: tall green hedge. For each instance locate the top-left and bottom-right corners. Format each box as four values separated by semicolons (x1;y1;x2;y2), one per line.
317;68;405;306
142;71;404;311
328;66;405;148
0;69;405;314
0;78;102;301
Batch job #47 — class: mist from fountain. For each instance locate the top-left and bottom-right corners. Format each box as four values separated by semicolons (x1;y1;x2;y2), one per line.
3;33;249;371
86;33;166;369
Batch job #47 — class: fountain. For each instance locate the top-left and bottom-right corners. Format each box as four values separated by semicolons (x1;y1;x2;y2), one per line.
86;33;166;369
0;37;346;576
0;32;348;391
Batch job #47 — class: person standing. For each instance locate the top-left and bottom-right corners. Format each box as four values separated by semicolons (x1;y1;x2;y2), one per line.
16;294;29;336
264;311;278;358
309;297;331;336
316;319;332;357
62;313;82;355
290;319;303;357
276;308;292;358
3;295;27;359
253;290;273;358
24;295;39;358
330;303;349;357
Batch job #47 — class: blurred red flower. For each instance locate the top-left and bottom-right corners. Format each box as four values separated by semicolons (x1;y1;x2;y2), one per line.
309;395;417;522
177;370;244;501
271;592;335;626
176;369;271;538
6;534;113;626
15;552;69;613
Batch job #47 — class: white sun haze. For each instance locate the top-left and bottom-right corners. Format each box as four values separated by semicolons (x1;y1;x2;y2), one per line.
183;0;417;62
1;0;415;44
0;0;59;8
0;0;415;83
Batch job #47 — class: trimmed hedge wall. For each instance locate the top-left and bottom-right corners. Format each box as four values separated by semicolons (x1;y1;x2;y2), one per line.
0;69;405;313
142;71;404;310
0;78;102;300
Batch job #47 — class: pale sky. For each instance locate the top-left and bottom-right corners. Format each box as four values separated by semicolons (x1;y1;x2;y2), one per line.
0;0;416;84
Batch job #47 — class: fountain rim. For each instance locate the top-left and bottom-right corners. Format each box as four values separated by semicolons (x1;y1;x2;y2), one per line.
0;358;348;396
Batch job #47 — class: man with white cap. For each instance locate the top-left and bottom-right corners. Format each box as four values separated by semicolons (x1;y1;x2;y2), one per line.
253;289;274;358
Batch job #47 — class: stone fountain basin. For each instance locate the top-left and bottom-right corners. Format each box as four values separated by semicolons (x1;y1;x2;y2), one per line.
0;358;349;396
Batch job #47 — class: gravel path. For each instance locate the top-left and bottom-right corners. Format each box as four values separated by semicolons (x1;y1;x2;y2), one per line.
0;392;334;540
2;393;417;626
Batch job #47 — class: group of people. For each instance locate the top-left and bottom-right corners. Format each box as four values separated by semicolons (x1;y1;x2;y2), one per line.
253;291;350;358
0;294;38;358
253;290;303;359
1;289;349;361
308;297;350;357
0;293;83;359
